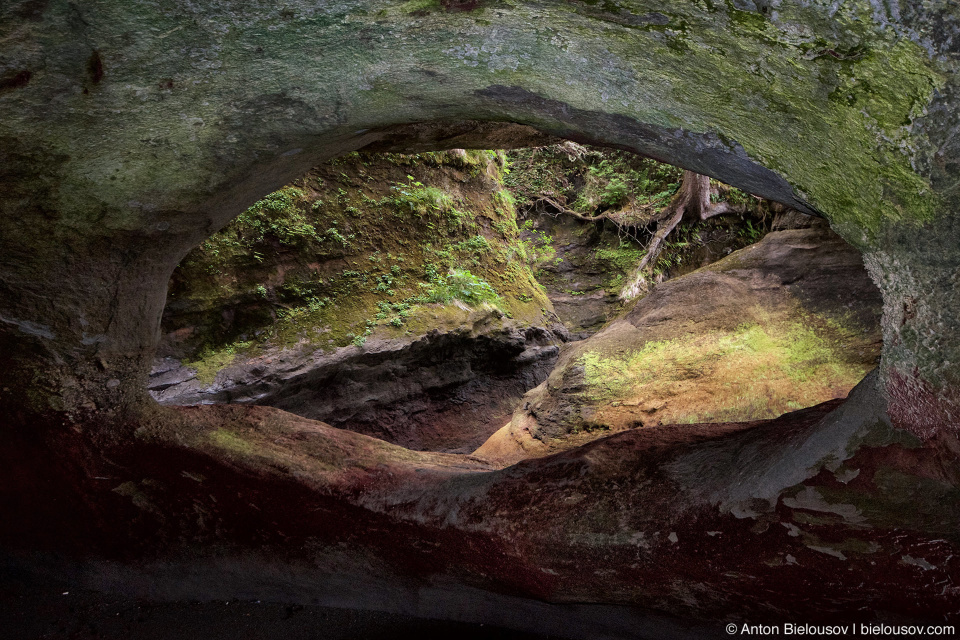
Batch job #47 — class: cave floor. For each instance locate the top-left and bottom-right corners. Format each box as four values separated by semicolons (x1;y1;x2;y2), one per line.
0;575;562;640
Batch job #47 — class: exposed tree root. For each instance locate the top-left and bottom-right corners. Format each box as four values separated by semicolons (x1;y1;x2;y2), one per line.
509;149;771;301
620;171;747;300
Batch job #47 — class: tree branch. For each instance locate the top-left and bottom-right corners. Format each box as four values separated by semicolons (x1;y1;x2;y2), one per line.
699;201;746;220
533;197;608;221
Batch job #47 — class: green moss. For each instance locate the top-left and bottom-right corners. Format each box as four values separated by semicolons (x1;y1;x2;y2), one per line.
207;429;257;457
167;149;552;366
678;13;942;239
594;242;646;291
594;244;645;272
184;343;250;384
401;0;441;14
534;1;941;241
578;314;872;423
806;39;943;236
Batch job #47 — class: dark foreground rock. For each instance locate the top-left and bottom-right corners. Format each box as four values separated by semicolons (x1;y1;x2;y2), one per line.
2;380;958;638
0;576;561;640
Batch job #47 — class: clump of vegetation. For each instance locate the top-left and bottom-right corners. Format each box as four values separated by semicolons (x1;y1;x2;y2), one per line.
165;149;549;382
183;341;252;384
185;187;318;276
388;175;453;215
517;219;558;267
594;243;645;273
418;268;501;306
505;143;779;300
578;313;871;425
507;143;683;223
235;188;319;245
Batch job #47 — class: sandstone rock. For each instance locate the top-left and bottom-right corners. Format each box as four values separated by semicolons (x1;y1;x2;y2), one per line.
2;0;960;633
152;310;565;452
477;226;883;463
3;0;957;434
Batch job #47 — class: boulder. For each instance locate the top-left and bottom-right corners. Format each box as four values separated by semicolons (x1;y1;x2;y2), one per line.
477;226;883;463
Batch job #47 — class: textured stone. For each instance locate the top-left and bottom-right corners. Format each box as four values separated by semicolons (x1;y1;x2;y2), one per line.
151;316;564;453
1;0;958;436
1;1;960;634
476;226;884;462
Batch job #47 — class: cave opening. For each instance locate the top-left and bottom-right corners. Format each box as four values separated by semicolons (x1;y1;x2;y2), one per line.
4;0;960;628
147;141;882;460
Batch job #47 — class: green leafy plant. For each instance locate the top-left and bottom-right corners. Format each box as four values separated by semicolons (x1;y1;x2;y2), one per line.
518;219;557;267
419;269;501;306
454;235;491;254
599;178;630;207
389;176;453;215
741;219;764;243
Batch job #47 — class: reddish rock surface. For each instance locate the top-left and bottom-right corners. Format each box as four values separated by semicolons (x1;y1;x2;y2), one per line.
2;380;958;637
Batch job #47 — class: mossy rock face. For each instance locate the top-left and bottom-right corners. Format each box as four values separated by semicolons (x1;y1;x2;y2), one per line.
159;149;551;361
476;226;884;461
0;1;958;433
150;150;564;452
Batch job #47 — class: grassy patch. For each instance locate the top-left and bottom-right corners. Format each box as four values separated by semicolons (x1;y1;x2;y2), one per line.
184;342;251;384
579;315;872;424
207;429;257;457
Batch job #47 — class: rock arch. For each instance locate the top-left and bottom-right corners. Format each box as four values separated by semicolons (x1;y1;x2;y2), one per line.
1;1;959;629
2;0;956;438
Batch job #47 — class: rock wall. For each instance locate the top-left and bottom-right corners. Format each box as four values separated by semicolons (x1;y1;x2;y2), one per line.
151;150;566;451
2;0;960;633
3;0;958;435
477;226;884;463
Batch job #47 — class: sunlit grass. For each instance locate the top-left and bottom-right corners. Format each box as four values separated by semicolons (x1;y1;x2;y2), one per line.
579;314;873;425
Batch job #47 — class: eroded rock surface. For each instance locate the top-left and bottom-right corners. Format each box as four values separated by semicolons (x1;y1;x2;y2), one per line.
3;0;958;435
149;151;566;451
2;0;960;635
152;313;564;452
478;225;883;463
3;384;958;636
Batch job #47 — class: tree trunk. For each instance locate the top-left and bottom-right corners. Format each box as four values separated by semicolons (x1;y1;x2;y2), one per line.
620;171;739;300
